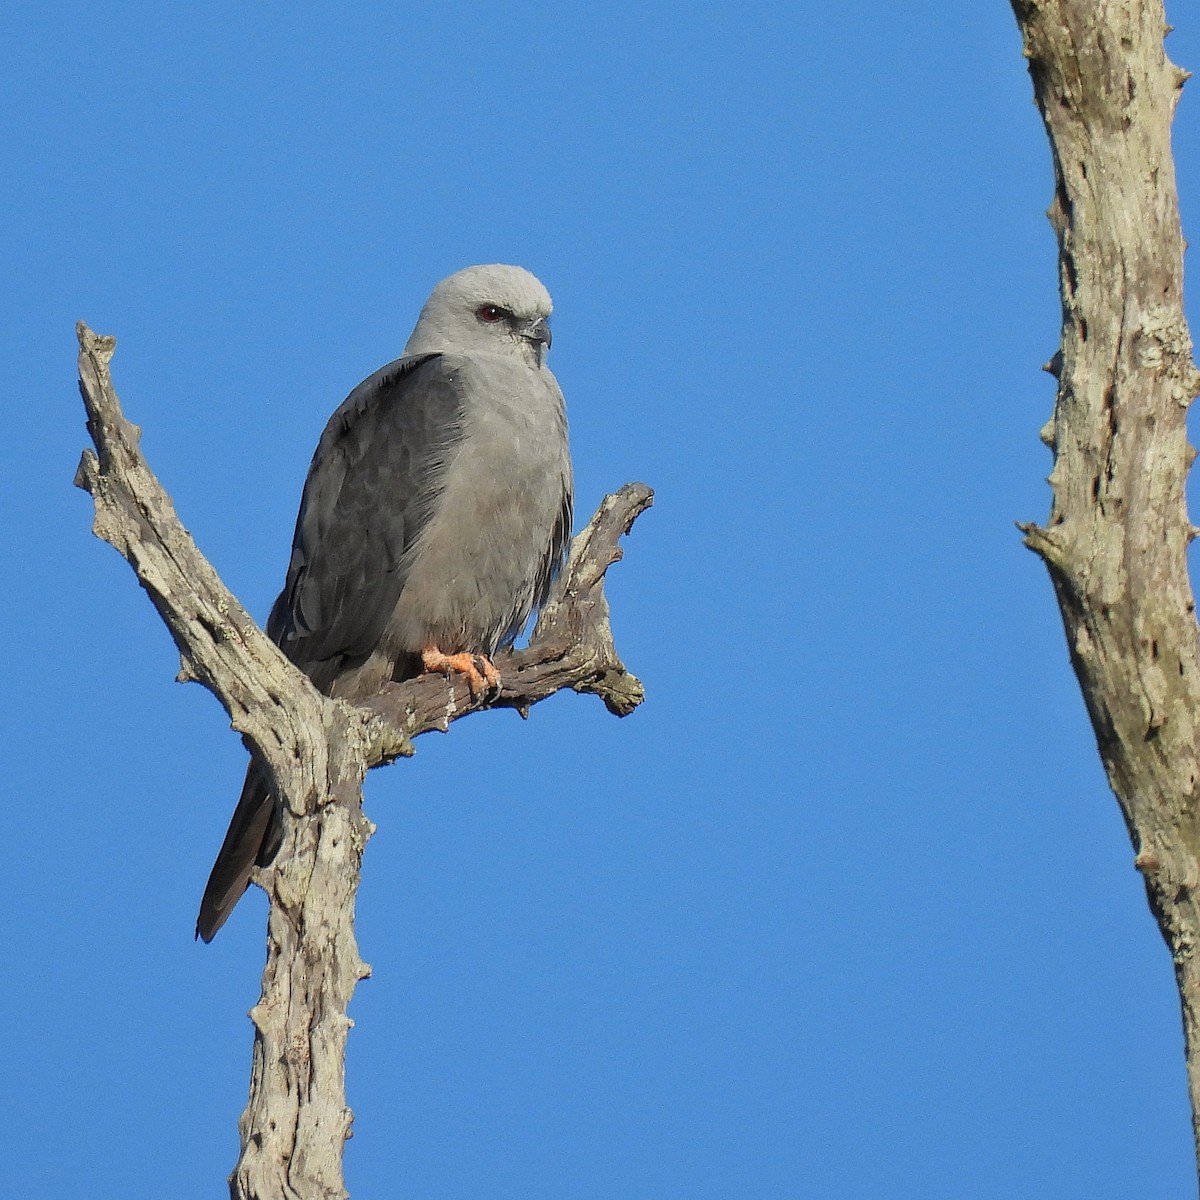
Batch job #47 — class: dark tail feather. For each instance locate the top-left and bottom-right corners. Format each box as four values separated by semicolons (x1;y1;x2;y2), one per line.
196;762;282;942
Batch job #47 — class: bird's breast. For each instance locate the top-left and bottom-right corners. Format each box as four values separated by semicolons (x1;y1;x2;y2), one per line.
383;357;570;657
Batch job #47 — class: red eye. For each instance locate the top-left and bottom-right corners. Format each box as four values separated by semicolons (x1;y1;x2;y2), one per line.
477;305;503;323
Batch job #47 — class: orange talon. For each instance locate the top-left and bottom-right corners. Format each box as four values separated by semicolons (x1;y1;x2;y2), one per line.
421;647;501;698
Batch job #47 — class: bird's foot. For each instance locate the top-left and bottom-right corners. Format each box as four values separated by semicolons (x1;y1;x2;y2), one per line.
421;647;501;699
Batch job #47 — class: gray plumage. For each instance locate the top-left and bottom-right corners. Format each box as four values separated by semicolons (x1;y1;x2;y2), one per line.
197;265;572;941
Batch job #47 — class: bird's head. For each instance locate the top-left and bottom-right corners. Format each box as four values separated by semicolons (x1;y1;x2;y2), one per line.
404;264;554;369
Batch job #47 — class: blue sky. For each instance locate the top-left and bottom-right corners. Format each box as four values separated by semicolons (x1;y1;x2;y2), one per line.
5;3;1200;1197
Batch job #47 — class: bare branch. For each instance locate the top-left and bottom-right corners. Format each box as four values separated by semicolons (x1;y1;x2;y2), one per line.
1010;0;1200;1171
74;322;651;1200
75;323;333;787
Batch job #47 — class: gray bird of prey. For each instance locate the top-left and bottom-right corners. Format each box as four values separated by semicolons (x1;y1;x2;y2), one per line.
196;264;573;941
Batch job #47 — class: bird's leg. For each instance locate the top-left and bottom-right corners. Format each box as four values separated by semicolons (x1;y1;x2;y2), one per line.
420;646;501;698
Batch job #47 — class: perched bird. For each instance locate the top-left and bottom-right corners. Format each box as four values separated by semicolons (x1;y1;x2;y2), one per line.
196;264;573;941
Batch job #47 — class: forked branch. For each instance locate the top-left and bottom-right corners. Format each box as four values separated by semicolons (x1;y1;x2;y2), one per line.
74;322;651;1200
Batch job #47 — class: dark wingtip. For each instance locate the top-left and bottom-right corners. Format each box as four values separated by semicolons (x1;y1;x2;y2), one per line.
195;893;230;943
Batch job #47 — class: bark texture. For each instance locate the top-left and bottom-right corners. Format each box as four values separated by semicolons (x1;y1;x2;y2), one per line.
74;323;651;1200
1010;0;1200;1168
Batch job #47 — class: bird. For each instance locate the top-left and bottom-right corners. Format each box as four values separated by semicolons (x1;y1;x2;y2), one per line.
196;264;573;941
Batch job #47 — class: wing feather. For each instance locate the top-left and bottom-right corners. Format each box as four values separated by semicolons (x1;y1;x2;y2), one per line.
266;353;466;678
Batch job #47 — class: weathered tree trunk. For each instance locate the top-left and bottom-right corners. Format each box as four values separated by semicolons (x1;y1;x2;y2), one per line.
1010;0;1200;1172
75;324;651;1199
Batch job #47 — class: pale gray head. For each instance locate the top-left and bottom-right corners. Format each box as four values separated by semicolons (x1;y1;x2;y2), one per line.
403;264;554;368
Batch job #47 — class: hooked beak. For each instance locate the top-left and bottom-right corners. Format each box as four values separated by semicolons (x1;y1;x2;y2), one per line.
521;316;552;350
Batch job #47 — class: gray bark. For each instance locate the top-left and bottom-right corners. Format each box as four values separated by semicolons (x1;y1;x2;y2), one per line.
74;323;651;1199
1010;0;1200;1174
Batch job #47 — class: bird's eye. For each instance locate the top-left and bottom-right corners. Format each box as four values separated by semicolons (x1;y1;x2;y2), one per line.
476;305;505;323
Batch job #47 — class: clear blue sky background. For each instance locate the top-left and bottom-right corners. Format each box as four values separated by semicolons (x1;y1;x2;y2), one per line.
5;4;1200;1197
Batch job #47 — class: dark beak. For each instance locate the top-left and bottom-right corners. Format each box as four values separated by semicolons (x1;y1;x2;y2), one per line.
522;316;552;349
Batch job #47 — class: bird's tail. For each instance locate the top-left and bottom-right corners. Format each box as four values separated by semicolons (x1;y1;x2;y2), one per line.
196;762;282;942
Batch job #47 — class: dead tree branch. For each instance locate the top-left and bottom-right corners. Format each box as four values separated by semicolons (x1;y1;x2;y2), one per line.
1010;0;1200;1171
74;322;651;1200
